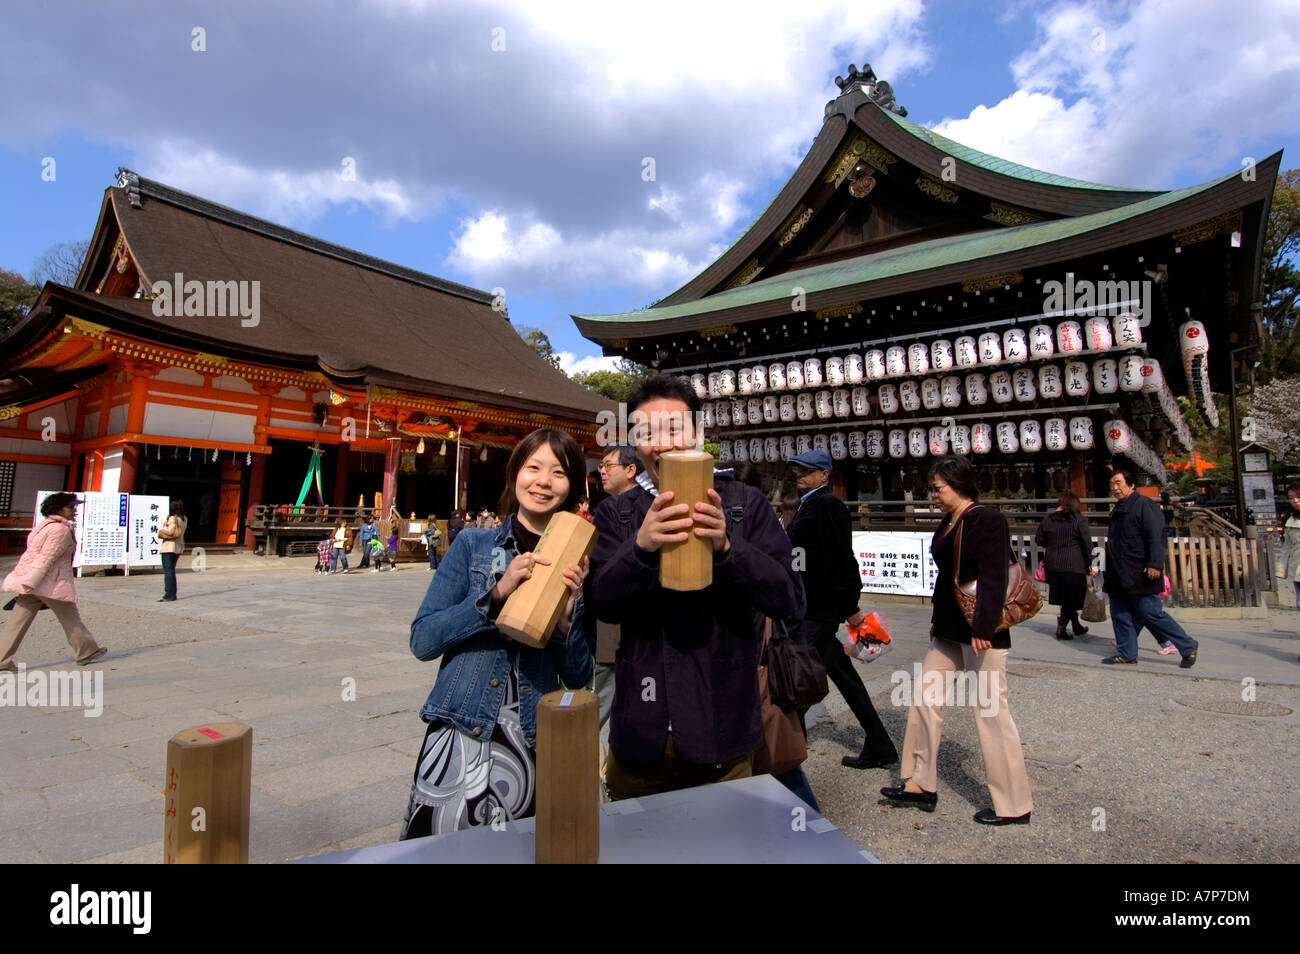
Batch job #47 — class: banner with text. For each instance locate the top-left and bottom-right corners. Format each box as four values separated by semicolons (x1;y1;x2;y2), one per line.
853;530;939;597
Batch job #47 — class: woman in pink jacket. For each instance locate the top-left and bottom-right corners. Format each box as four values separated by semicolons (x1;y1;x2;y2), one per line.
1;492;107;670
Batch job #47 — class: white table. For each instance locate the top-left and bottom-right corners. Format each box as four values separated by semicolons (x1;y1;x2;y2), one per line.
294;774;878;864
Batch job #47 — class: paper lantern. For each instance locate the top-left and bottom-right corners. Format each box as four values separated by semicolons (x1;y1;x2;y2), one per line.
796;393;814;421
718;441;733;463
908;343;930;376
1044;417;1067;451
733;438;748;462
978;332;1003;365
1085;317;1114;351
885;346;907;378
996;421;1020;454
908;428;928;458
813;433;829;453
825;357;845;387
779;435;795;459
921;378;942;410
715;400;731;428
1019;419;1042;452
719;370;736;396
830;432;848;460
1069;416;1094;450
1056;320;1084;354
1038;365;1063;399
941;375;963;408
1012;368;1037;403
731;399;746;426
965;373;989;406
1092;358;1118;395
955;335;979;368
899;380;921;412
848;431;866;459
1140;358;1163;393
1180;320;1209;361
971;423;993;454
878;384;900;415
768;362;787;390
1002;328;1029;363
779;394;795;422
833;389;851;418
747;398;763;424
866;430;885;459
737;367;753;395
931;339;955;372
700;403;716;429
990;370;1014;405
851;386;870;416
1113;312;1143;347
764;437;780;463
845;353;864;384
1029;324;1055;358
762;395;779;422
1118;354;1144;392
888;429;907;458
865;349;887;381
814;391;833;419
929;426;950;455
751;364;768;393
785;361;804;390
749;438;764;462
1064;360;1091;397
796;434;812;455
1104;419;1132;453
707;372;721;398
951;424;971;456
803;358;823;388
691;374;708;399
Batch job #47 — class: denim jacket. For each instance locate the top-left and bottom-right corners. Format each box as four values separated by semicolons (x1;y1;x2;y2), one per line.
409;515;593;747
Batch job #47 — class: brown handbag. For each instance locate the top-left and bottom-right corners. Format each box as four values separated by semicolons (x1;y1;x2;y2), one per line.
952;508;1043;633
753;619;808;776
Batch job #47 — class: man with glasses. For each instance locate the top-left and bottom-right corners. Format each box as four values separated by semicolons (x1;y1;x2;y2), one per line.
589;445;641;733
1101;468;1198;667
787;449;898;769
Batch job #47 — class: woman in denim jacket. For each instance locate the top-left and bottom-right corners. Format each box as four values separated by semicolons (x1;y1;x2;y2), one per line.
401;428;593;838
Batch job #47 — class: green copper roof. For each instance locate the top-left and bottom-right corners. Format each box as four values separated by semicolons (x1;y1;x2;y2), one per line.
575;167;1235;327
880;108;1149;192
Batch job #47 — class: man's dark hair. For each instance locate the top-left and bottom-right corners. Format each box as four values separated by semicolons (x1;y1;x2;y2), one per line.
730;461;762;489
603;444;642;473
627;373;701;414
925;455;980;502
1112;466;1137;488
40;492;80;517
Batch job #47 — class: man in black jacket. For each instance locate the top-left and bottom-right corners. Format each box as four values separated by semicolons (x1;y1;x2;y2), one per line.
787;450;898;768
590;375;803;799
1102;468;1199;667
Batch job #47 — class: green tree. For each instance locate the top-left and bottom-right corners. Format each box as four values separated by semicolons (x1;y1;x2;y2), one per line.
1257;169;1300;381
0;269;40;338
571;358;651;403
516;325;561;371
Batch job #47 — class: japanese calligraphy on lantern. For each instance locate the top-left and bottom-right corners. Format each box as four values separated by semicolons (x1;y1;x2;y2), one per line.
854;531;939;596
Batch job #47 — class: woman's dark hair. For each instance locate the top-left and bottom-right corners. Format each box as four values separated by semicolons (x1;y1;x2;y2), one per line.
730;460;762;489
1050;492;1082;519
627;373;701;414
924;455;980;501
498;428;587;516
41;492;80;517
170;499;186;517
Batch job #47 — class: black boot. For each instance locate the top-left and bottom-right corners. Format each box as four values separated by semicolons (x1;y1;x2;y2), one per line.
1055;614;1070;640
1069;609;1087;636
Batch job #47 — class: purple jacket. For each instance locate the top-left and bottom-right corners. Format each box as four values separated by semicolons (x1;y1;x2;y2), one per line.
590;475;803;765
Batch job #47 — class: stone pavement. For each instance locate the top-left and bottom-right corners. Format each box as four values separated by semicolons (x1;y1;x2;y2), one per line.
0;550;1297;863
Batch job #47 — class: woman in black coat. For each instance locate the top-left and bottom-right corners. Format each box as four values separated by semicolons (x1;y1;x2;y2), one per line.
1034;493;1098;639
880;455;1034;825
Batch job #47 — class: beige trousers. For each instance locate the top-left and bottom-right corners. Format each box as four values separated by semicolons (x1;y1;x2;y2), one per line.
900;637;1034;818
0;594;101;669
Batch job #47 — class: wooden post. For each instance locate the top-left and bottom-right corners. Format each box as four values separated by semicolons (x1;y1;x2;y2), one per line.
496;512;597;648
658;450;713;591
163;722;252;864
535;689;598;864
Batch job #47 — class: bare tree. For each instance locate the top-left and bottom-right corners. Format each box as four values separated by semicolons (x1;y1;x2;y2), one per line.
30;240;90;287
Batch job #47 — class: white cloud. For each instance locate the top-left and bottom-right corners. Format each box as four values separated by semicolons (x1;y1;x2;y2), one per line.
556;351;622;376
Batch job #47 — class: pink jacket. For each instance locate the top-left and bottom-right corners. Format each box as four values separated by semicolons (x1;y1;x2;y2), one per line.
2;515;79;604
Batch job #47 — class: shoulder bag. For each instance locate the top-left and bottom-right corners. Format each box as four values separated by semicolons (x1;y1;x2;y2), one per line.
1081;578;1108;622
763;617;828;711
952;507;1044;632
753;619;809;775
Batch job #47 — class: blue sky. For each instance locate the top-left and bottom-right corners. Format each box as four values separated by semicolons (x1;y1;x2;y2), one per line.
2;0;1297;374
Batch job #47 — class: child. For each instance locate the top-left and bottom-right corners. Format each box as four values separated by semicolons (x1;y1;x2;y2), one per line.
315;537;332;574
367;536;393;572
386;530;400;570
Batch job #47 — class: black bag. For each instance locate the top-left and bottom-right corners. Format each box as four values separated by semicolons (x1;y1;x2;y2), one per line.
763;619;828;711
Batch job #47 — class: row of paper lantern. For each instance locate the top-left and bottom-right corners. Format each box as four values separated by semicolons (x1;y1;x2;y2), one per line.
716;416;1101;465
1180;319;1219;429
1104;419;1168;484
1140;359;1194;454
703;357;1165;430
684;315;1145;399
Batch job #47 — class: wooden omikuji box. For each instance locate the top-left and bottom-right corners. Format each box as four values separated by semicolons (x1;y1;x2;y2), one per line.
496;511;597;648
163;722;252;864
658;450;714;591
535;689;599;864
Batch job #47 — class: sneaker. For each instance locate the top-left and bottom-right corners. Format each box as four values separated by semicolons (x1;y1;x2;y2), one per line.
77;647;108;666
1101;654;1137;665
342;568;349;574
1180;648;1198;669
1157;643;1176;655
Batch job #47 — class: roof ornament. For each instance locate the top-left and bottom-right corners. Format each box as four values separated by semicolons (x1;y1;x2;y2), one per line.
833;63;907;117
115;167;142;208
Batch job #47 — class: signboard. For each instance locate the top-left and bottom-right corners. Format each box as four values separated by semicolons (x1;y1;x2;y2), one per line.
75;491;129;567
853;531;939;597
128;495;171;567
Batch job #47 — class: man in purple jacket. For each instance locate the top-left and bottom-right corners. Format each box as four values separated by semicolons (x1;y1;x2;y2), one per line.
591;375;803;799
